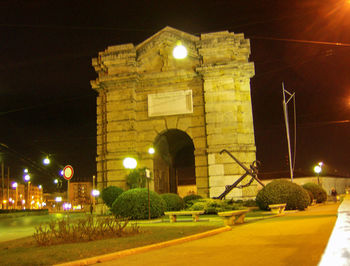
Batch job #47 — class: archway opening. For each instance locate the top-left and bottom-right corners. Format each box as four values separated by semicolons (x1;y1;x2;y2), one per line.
153;129;195;194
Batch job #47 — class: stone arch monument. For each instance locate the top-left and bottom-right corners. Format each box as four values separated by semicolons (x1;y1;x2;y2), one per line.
91;26;258;199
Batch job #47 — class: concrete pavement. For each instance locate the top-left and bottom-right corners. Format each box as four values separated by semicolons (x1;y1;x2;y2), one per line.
64;203;338;266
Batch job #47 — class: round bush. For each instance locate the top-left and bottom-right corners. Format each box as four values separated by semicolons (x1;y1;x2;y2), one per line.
101;186;124;208
160;193;185;211
111;188;166;220
256;180;310;211
302;183;327;203
305;189;314;205
183;194;203;207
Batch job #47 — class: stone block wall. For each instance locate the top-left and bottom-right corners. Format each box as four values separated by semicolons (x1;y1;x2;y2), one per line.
91;27;259;199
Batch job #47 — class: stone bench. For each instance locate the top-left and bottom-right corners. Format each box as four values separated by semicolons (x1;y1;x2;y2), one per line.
164;210;205;222
268;203;287;215
217;210;249;226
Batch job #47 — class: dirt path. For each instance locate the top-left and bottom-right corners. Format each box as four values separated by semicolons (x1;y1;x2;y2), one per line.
98;203;338;266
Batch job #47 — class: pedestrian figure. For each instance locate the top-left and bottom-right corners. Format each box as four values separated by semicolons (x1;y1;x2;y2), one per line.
331;188;337;202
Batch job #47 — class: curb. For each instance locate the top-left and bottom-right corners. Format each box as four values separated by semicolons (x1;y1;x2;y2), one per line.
54;226;232;266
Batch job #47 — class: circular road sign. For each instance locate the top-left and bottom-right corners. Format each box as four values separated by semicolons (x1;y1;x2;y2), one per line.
63;165;74;180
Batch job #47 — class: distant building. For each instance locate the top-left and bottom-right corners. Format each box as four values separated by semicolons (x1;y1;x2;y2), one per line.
68;181;93;209
0;180;43;209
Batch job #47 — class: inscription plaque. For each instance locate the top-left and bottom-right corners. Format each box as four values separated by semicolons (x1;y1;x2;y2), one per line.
148;90;193;117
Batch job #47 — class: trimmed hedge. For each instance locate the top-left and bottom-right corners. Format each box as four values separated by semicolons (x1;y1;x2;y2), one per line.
160;193;185;211
101;186;124;208
183;194;203;208
256;180;310;211
111;188;166;220
302;183;327;203
189;198;239;214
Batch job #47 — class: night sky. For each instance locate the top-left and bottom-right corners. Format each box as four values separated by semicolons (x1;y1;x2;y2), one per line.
1;0;350;191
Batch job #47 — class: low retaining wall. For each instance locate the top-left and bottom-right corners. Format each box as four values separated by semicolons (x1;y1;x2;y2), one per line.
318;195;350;266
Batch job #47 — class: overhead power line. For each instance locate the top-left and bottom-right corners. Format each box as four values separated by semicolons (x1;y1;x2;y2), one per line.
250;36;350;47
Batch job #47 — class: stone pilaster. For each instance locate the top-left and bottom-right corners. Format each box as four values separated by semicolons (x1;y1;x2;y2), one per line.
197;31;257;199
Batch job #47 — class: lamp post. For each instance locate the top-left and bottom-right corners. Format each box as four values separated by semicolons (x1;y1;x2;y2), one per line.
24;173;31;209
314;162;323;186
91;189;100;214
12;182;17;210
145;168;151;220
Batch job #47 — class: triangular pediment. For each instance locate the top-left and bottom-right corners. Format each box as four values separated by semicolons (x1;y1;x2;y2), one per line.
136;26;200;73
136;26;199;50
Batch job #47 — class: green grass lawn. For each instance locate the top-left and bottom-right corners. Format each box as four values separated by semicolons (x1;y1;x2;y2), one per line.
0;211;273;265
0;221;222;265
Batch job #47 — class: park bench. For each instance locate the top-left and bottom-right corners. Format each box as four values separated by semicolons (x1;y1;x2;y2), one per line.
164;210;205;222
217;210;249;226
268;203;287;215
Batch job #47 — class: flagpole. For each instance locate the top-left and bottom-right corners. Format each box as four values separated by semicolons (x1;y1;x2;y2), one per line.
282;83;295;182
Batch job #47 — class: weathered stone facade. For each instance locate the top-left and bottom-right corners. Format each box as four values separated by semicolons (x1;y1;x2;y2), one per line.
91;27;258;199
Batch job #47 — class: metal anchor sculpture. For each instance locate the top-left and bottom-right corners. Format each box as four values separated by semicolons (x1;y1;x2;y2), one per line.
213;149;265;200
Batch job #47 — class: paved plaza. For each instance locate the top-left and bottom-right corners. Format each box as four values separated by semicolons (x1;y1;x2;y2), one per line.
72;203;339;266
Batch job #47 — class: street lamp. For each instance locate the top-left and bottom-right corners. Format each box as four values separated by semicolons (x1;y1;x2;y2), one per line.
12;182;17;210
145;168;151;220
314;163;322;186
123;157;137;169
23;174;31;209
148;147;155;155
43;157;50;165
173;42;187;59
91;188;100;214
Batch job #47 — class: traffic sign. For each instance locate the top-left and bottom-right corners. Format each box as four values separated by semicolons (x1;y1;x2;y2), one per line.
63;165;74;180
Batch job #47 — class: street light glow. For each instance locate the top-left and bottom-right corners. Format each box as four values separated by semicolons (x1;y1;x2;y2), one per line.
173;42;187;59
12;182;18;188
123;157;137;169
43;157;50;165
148;147;155;155
24;174;30;182
314;165;322;174
92;189;100;197
55;197;62;202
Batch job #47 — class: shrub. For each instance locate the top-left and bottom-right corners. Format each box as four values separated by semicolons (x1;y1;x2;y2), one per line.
33;215;139;246
256;180;310;211
305;189;314;205
189;198;239;214
101;186;124;208
226;199;257;207
160;193;185;211
111;188;166;220
302;183;327;203
126;168;147;189
183;194;203;208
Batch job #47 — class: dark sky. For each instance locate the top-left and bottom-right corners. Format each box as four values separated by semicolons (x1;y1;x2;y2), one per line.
1;0;350;191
